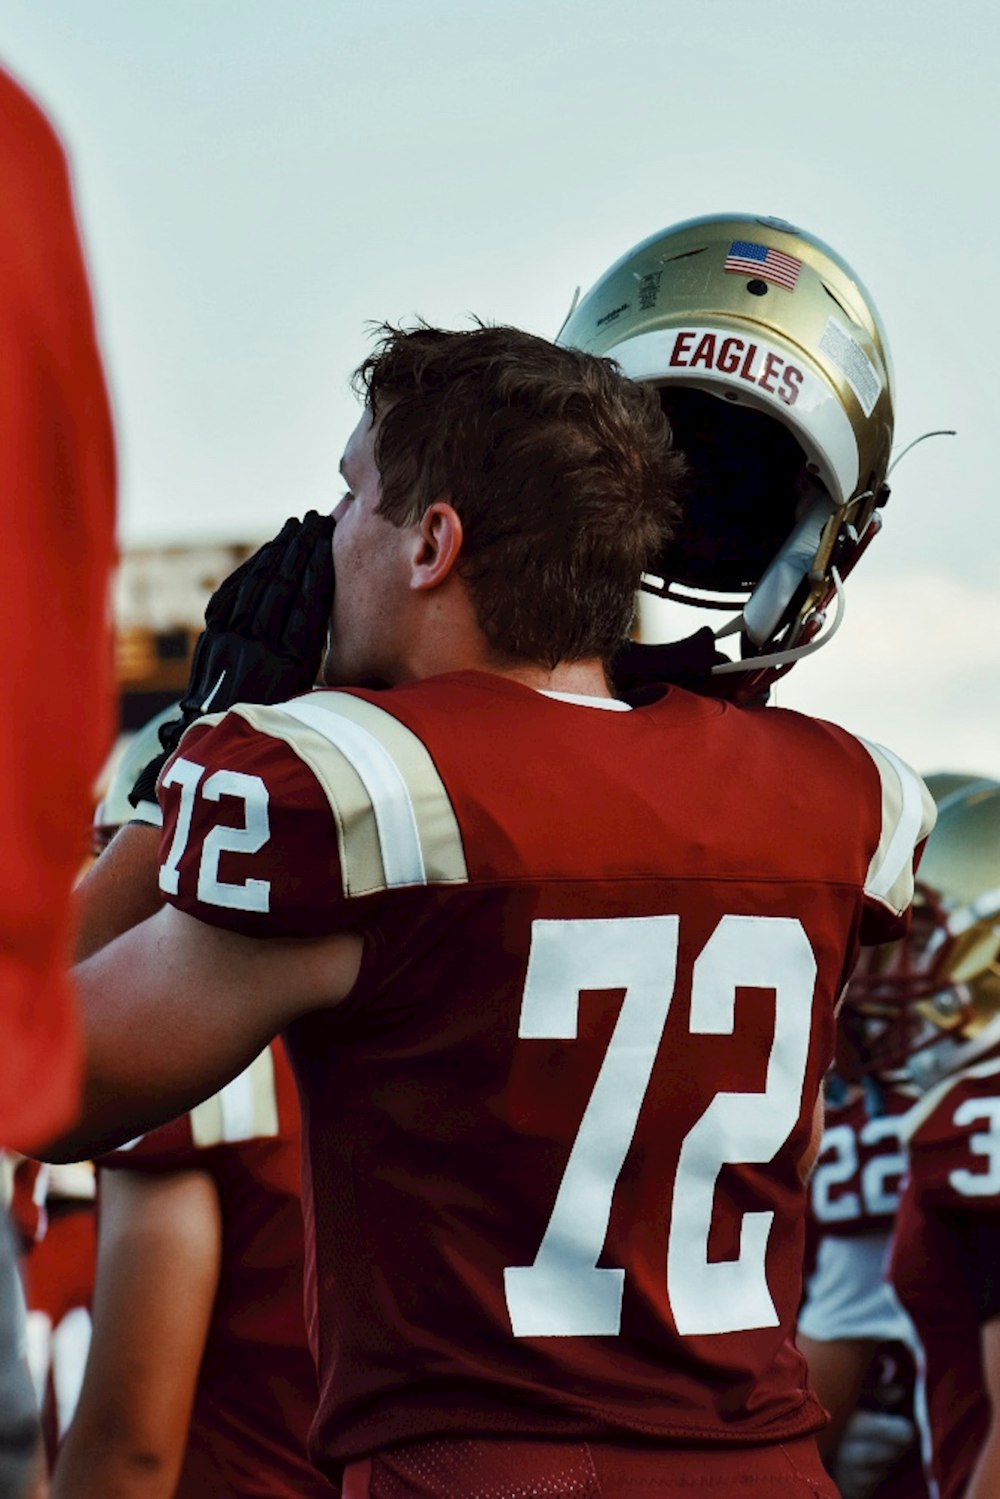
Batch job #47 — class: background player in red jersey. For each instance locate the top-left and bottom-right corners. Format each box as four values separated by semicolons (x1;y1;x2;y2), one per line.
796;770;989;1499
844;776;1000;1499
49;318;933;1497
52;1040;335;1499
15;1158;97;1467
47;714;335;1499
798;1071;927;1497
0;62;116;1496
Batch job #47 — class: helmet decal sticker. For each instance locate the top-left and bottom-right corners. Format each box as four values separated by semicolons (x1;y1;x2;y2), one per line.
723;240;802;290
819;317;884;417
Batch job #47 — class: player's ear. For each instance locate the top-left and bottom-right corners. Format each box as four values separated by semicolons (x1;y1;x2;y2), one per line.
410;500;463;591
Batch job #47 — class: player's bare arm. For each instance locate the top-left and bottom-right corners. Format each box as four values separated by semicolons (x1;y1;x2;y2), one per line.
50;904;362;1163
965;1318;1000;1499
51;1167;222;1499
75;824;163;961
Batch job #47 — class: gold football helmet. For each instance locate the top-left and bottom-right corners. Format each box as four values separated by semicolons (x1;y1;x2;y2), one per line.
842;776;1000;1091
92;704;180;849
557;213;895;697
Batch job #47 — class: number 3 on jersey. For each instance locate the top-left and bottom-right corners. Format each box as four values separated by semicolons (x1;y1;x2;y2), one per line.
504;915;816;1339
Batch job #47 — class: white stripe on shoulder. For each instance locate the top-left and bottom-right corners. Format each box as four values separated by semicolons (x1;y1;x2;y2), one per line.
856;737;937;915
232;694;468;897
281;697;427;885
190;1047;279;1148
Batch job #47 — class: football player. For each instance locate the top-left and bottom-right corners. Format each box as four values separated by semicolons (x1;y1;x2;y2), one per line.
49;320;933;1497
567;218;932;1494
795;772;987;1498
51;716;335;1499
797;1071;926;1497
0;63;116;1495
843;776;1000;1499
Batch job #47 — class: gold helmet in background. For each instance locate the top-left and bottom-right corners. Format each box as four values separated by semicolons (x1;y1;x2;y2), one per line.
92;704;180;850
842;776;1000;1091
558;213;895;695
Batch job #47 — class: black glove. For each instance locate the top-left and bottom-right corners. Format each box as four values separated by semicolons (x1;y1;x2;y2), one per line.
612;627;771;707
612;628;727;699
129;510;334;810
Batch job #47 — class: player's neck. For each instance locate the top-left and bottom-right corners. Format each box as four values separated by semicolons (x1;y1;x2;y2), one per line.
392;625;615;700
390;592;616;699
494;658;615;699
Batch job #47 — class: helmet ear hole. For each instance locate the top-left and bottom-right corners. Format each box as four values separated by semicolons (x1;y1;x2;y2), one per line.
657;389;806;592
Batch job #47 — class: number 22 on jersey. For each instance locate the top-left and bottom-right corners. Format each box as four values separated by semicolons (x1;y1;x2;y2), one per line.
504;915;816;1340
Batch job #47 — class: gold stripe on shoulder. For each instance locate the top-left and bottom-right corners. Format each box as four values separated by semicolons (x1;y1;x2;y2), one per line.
189;1092;225;1149
231;700;386;897
229;695;467;897
302;692;468;885
190;1048;279;1148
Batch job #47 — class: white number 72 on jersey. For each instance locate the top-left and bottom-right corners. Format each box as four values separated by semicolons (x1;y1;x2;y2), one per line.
504;914;816;1339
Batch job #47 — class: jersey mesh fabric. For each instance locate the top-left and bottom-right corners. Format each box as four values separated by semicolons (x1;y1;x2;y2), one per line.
342;1434;840;1498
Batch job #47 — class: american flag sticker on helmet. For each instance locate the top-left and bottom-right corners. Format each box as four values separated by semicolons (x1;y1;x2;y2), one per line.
723;240;802;290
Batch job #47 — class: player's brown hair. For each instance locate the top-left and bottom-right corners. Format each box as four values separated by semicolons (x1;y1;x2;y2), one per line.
353;323;685;668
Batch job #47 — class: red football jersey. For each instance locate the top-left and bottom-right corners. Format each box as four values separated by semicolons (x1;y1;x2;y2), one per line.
101;1040;334;1498
890;1055;1000;1499
158;672;932;1475
0;67;117;1148
800;1087;914;1350
809;1085;911;1239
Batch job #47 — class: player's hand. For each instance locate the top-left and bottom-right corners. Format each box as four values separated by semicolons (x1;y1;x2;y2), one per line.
612;630;725;698
129;511;334;811
612;629;771;707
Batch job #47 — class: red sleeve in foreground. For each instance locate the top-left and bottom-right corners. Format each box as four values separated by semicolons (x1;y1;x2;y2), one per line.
0;66;117;1148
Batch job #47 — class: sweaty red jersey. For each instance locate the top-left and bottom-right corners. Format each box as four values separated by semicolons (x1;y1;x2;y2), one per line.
890;1055;1000;1499
101;1040;334;1498
158;672;932;1476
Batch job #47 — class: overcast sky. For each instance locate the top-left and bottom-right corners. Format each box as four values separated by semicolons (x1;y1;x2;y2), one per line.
3;0;997;774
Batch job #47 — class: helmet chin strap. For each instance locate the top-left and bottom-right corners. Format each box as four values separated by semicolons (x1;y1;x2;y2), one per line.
717;433;956;679
740;488;838;648
709;482;856;678
710;569;846;676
